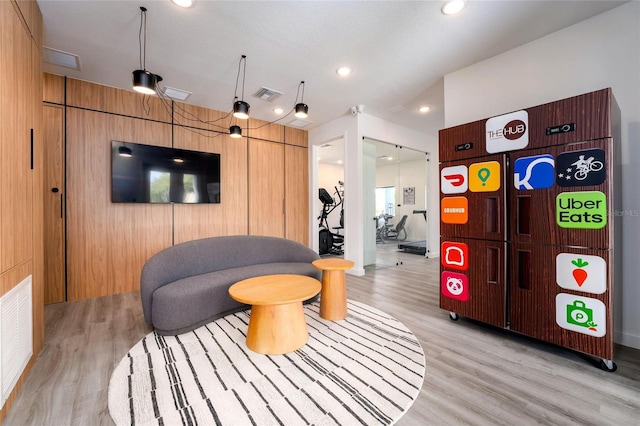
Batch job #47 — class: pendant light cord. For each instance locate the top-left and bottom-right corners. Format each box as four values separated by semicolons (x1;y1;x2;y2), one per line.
295;81;305;105
233;55;247;102
139;7;147;70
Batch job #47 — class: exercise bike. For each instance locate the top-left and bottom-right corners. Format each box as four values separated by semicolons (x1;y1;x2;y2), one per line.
318;183;344;255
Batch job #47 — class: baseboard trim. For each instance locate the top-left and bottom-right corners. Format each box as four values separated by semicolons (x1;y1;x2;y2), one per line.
615;330;640;350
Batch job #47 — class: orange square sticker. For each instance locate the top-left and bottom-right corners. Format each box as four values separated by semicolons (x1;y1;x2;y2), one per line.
441;197;468;224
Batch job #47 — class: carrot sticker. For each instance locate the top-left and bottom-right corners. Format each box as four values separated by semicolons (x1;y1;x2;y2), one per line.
571;258;589;286
556;253;606;294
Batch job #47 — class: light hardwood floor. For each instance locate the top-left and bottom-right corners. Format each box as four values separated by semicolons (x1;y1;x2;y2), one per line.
5;244;640;425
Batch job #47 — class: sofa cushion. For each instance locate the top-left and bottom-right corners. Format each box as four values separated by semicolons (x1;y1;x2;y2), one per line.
151;263;321;333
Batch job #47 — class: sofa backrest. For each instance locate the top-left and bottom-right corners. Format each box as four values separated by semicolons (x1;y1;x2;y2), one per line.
140;235;320;322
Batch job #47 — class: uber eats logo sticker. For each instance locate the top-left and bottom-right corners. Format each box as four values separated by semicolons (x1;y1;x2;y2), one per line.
556;191;607;229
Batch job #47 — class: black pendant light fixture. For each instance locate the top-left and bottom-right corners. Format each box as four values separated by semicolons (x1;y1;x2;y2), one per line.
294;81;308;119
132;6;162;95
232;55;250;119
118;146;133;157
229;125;242;138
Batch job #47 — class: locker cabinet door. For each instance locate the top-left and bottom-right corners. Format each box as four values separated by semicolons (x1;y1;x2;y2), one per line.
509;139;613;249
440;154;506;242
440;238;506;328
509;243;613;360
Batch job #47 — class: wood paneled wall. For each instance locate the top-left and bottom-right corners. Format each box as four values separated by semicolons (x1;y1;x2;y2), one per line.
65;109;174;300
43;105;65;304
1;0;43;423
248;138;285;237
43;75;310;302
285;145;310;242
172;120;249;244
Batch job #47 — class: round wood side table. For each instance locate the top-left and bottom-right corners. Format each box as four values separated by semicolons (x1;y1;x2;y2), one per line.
229;274;321;355
312;258;355;320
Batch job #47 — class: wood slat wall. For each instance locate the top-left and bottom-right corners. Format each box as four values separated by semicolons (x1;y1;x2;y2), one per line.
248;138;285;237
1;1;44;423
65;109;174;300
66;78;172;123
44;75;310;302
172;126;249;243
285;126;308;147
285;145;310;245
43;105;65;304
43;73;64;105
1;0;33;273
248;118;284;142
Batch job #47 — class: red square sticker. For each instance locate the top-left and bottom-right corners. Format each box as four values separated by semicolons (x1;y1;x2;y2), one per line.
441;271;469;302
441;241;468;270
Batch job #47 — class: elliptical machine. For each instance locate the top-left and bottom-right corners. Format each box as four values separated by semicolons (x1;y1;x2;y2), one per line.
318;182;344;255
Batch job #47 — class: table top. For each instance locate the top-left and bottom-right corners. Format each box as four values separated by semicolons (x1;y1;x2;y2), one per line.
229;274;321;306
312;258;355;271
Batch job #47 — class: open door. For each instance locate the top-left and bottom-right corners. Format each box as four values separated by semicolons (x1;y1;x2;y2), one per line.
363;139;377;266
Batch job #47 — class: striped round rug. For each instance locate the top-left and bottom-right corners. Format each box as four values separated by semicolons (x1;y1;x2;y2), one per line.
108;300;425;425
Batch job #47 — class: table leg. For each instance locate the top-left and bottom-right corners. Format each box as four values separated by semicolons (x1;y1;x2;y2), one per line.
245;302;308;354
320;270;347;320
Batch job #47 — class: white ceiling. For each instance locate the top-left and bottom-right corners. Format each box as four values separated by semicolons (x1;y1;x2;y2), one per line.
39;0;626;137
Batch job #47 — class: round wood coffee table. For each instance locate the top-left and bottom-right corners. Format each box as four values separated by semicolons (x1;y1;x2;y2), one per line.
228;274;321;355
312;258;355;320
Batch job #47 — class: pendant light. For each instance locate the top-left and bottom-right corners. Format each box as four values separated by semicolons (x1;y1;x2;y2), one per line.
132;7;162;95
118;146;132;157
229;125;242;138
294;81;308;119
232;55;250;119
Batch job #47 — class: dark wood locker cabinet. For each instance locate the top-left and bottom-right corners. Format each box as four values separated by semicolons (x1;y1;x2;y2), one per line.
438;88;620;369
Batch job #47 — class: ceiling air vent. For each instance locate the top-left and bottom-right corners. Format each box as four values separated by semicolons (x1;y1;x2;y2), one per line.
252;87;283;102
287;118;311;128
162;86;192;101
43;47;81;70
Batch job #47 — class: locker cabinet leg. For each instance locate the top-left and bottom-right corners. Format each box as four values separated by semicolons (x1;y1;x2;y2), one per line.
449;312;459;321
599;359;617;372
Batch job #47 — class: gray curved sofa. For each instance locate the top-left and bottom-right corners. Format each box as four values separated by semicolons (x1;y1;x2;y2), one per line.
140;235;321;336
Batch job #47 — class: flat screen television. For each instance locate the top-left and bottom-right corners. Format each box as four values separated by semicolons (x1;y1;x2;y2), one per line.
111;141;221;203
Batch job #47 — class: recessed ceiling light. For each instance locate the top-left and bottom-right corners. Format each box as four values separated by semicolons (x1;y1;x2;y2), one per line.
336;66;352;77
419;106;430;113
337;160;344;165
441;0;466;15
273;107;284;115
388;157;393;161
171;0;194;8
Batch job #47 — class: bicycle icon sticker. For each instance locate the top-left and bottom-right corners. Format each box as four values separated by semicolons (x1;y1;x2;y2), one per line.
556;148;606;187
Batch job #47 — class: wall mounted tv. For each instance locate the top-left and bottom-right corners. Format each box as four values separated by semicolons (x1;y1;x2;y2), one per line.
111;141;220;204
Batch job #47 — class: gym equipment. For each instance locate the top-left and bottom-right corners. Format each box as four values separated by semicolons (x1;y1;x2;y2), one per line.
318;183;345;255
386;215;408;240
397;210;427;255
375;214;394;243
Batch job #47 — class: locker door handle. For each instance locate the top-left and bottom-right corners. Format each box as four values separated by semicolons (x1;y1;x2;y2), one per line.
517;196;531;235
517;250;531;290
487;246;499;284
486;197;499;233
30;129;34;170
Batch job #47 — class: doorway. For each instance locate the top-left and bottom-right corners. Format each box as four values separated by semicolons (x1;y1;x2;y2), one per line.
315;137;430;268
364;138;429;267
